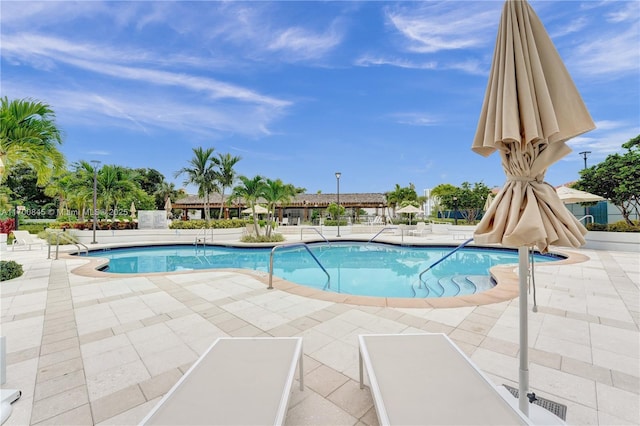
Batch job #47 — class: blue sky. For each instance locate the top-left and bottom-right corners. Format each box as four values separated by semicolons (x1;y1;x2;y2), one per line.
2;0;639;195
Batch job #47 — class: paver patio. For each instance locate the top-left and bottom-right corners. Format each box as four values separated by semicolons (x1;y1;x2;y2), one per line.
1;233;638;425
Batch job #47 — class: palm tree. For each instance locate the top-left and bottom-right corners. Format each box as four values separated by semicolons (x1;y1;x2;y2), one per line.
213;152;241;219
154;181;178;210
175;147;216;221
70;160;101;221
98;165;137;220
231;175;266;236
0;97;65;185
262;178;299;237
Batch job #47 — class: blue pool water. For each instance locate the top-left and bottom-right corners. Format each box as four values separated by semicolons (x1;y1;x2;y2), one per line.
87;243;560;298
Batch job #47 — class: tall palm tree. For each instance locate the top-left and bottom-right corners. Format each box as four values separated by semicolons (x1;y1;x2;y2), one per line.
213;152;241;219
175;147;216;221
0;97;65;185
231;175;266;236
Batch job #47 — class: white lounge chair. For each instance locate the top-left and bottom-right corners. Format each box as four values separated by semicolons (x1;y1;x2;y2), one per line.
11;231;44;251
141;337;303;426
365;216;384;226
358;333;531;425
408;221;430;236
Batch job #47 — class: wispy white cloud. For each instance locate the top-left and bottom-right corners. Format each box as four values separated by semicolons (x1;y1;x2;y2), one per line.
566;119;639;161
268;25;342;61
2;33;290;108
550;16;588;38
390;112;441;127
606;1;640;23
385;2;500;54
355;55;437;70
568;25;640;76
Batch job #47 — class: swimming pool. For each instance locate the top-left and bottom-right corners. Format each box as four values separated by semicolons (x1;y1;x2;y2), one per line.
86;242;560;298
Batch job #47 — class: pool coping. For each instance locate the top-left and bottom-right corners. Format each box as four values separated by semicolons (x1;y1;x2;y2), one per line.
63;241;590;309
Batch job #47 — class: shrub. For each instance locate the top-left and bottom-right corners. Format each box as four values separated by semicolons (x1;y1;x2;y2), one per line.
586;223;608;231
586;220;639;232
0;260;24;281
170;219;250;229
0;218;16;234
240;233;285;243
323;220;348;226
608;220;640;233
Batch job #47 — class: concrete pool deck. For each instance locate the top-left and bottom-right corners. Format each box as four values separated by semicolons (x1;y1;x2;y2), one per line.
1;233;638;425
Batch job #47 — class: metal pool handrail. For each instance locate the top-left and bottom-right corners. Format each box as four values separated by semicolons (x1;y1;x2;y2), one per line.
418;238;474;285
46;229;89;259
268;242;330;289
299;227;330;244
368;227;400;243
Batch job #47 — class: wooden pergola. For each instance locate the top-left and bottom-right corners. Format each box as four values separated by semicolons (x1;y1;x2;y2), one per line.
173;193;388;222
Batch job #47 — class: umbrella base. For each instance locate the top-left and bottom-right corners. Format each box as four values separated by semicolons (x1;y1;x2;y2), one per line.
501;384;567;422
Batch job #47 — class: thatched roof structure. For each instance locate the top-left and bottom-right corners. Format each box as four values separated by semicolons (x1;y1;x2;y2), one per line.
174;193;387;210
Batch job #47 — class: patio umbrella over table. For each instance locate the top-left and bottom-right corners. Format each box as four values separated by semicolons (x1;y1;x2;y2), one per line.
241;205;268;215
472;0;595;416
396;205;422;225
556;186;604;204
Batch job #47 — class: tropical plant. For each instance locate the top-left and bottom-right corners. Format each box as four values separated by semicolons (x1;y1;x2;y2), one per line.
385;183;425;215
574;135;640;226
430;183;458;219
175;147;216;221
0;97;65;185
212;153;241;219
97;165;138;220
262;178;299;237
231;175;266;236
3;165;56;217
326;202;345;221
454;182;491;223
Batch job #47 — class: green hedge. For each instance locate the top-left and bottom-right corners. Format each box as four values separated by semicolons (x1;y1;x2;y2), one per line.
323;220;349;226
240;233;285;243
587;220;640;232
48;221;138;230
170;219;251;229
0;260;24;281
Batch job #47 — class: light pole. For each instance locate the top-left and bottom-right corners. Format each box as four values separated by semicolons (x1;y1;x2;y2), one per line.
579;151;591;170
335;172;341;237
91;160;101;244
453;196;458;226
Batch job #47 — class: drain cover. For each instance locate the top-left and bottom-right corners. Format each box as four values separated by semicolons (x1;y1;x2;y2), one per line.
503;384;567;420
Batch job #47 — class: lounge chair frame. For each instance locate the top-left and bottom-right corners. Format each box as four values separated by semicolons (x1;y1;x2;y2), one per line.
11;231;44;251
358;333;531;425
141;337;303;425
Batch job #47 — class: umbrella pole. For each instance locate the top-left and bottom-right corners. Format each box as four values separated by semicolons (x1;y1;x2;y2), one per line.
518;246;529;416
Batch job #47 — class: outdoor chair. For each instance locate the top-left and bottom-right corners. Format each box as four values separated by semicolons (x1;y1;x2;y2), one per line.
358;333;531;425
11;231;44;251
141;337;303;425
408;221;430;236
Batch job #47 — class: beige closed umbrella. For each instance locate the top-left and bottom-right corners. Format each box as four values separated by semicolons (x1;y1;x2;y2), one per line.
483;193;494;212
472;0;595;416
164;197;172;219
130;201;137;219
